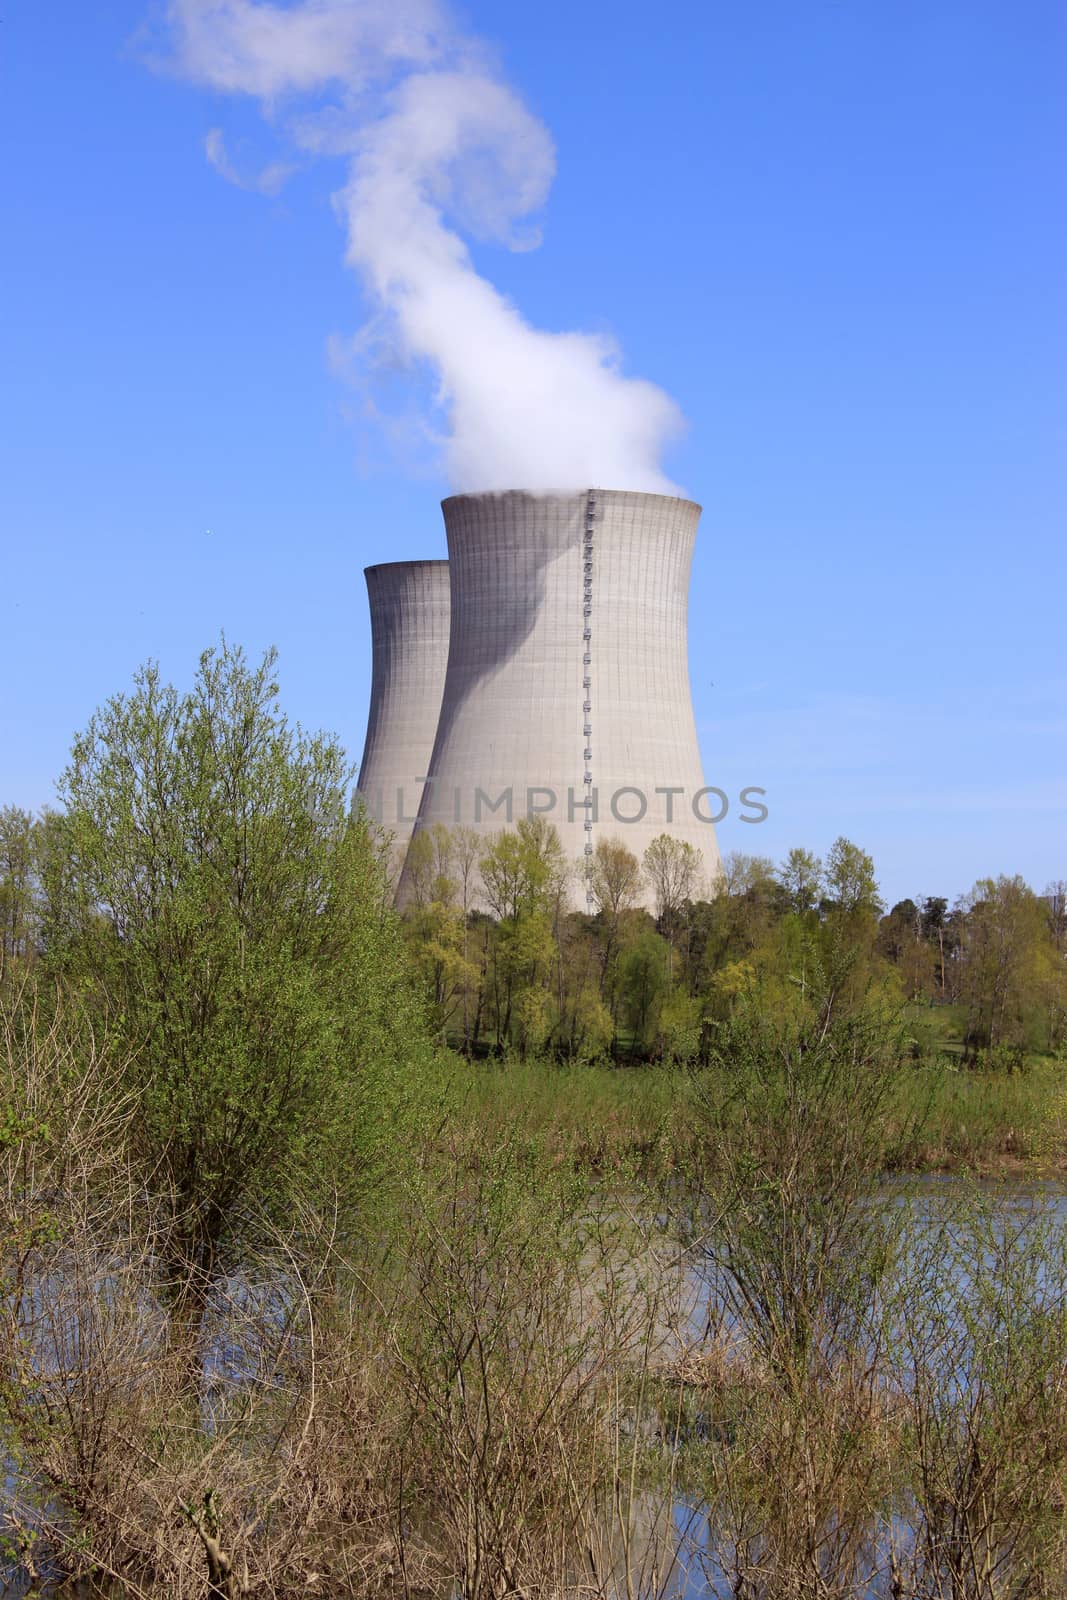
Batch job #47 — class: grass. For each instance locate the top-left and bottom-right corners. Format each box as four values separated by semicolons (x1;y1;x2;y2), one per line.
434;1046;1067;1181
434;1050;682;1174
892;1054;1067;1174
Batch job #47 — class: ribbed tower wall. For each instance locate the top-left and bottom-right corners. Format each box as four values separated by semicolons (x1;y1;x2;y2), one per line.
412;490;719;904
356;560;450;857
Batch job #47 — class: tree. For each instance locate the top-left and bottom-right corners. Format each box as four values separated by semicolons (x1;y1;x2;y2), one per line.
643;834;701;981
583;836;642;923
402;827;479;1040
715;851;776;899
480;816;568;923
618;927;671;1053
478;819;567;1051
1045;880;1067;949
405;822;457;909
921;896;952;998
693;852;781;989
405;899;481;1041
824;837;883;917
582;836;642;1032
953;876;1051;1057
44;641;424;1319
1041;881;1067;1050
452;826;483;1049
688;954;907;1379
877;898;934;1000
0;806;39;971
777;847;823;916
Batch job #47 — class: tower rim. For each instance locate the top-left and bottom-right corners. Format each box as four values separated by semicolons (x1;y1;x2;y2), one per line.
440;487;703;517
364;558;449;580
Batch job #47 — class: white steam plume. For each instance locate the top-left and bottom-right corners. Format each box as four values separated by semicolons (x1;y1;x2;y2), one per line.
158;0;685;493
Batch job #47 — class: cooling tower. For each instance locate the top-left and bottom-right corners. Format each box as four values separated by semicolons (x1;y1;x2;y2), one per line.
356;560;450;855
410;490;720;903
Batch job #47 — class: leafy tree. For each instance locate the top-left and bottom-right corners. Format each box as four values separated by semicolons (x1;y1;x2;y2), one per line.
479;819;567;1051
550;909;611;1058
582;836;642;1032
480;816;567;922
428;825;486;1049
877;898;935;999
44;641;425;1314
405;901;480;1041
405;822;457;909
954;876;1053;1057
1040;881;1067;1050
583;835;642;923
643;834;701;981
691;853;781;989
777;847;823;916
402;825;482;1038
824;836;884;918
920;896;953;998
0;806;39;972
715;850;776;899
656;989;702;1064
1045;880;1067;949
618;926;670;1052
688;954;907;1379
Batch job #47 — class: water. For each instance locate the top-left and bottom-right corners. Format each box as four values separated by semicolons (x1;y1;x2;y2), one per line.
653;1175;1067;1600
4;1178;1065;1598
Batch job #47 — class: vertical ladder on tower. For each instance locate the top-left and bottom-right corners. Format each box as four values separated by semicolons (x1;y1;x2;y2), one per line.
582;490;596;910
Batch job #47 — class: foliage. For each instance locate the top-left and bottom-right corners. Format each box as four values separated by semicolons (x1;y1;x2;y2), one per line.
40;641;428;1300
0;806;39;972
890;1190;1067;1598
954;875;1062;1056
685;955;910;1380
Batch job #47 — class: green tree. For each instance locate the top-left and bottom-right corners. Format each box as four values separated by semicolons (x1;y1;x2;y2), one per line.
584;835;642;920
479;818;567;1051
582;835;642;1033
480;815;568;922
777;846;823;916
405;900;480;1042
0;806;39;972
617;926;670;1052
824;836;884;917
877;898;935;999
688;955;907;1379
405;822;457;909
44;641;425;1316
692;851;781;992
954;876;1052;1057
921;896;953;999
642;833;701;982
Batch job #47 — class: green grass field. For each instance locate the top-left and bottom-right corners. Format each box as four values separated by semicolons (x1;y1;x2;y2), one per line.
435;1044;1067;1181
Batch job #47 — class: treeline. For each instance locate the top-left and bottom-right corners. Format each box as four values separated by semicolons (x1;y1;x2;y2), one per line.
395;820;1067;1062
5;803;1066;1069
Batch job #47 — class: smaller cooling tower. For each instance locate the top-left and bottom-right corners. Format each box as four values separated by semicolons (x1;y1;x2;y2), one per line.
356;560;450;855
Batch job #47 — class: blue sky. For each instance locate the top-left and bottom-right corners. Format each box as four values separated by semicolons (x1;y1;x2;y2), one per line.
2;0;1064;908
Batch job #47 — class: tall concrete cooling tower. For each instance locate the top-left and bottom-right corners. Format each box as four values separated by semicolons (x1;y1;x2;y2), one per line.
356;560;450;855
412;490;720;900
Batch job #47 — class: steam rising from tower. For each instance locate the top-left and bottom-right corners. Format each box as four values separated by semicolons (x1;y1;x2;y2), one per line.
154;0;685;492
151;8;716;891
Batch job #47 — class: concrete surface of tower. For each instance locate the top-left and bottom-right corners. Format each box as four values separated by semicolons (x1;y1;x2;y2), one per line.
412;490;720;902
356;560;450;859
